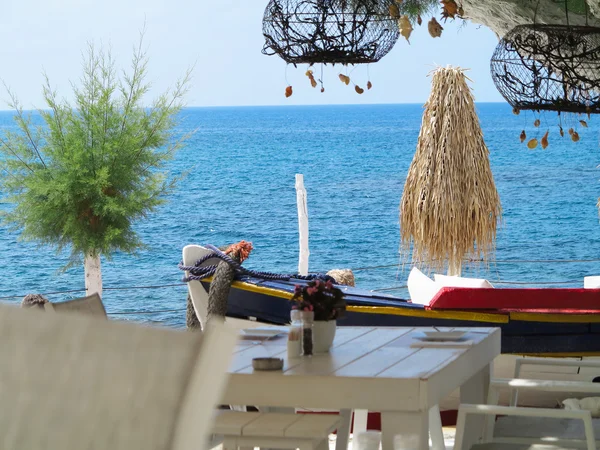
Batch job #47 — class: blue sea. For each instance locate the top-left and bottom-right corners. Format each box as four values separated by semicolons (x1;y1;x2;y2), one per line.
1;103;600;327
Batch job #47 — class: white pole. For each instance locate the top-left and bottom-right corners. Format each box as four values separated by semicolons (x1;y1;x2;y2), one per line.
295;174;309;276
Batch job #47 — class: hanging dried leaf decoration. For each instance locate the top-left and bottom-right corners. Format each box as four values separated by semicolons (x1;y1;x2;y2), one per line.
580;120;589;128
512;107;520;115
389;3;400;18
541;130;549;149
399;15;413;43
367;81;373;90
441;0;458;20
338;74;350;85
559;126;565;137
320;87;325;93
417;15;423;26
520;130;526;143
306;70;317;88
568;127;574;136
527;138;538;149
534;119;540;127
355;85;364;94
285;86;293;98
428;17;443;38
572;131;580;142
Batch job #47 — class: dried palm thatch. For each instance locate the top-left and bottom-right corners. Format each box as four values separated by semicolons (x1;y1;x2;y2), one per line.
399;66;502;274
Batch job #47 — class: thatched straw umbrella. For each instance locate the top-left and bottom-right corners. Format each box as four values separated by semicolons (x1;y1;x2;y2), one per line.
399;66;502;275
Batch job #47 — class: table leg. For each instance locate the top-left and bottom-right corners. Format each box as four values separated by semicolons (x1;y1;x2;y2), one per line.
336;409;352;450
459;364;491;450
429;405;445;450
381;411;428;450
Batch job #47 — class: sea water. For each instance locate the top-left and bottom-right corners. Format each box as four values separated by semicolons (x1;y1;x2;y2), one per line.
1;103;599;327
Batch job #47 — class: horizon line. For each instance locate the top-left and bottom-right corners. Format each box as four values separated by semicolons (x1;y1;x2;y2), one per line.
0;101;508;112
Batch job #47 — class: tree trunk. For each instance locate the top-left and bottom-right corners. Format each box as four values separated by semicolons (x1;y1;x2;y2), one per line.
84;252;103;299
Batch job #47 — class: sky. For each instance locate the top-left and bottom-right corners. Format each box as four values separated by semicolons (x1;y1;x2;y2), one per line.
0;0;504;109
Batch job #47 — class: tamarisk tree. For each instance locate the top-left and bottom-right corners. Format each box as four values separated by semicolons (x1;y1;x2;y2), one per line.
0;39;191;298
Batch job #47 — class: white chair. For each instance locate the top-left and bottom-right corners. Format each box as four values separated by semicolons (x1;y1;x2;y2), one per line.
454;376;600;450
214;411;341;450
511;357;600;406
0;303;237;450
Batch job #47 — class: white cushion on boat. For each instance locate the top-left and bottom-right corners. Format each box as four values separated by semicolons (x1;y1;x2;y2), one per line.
434;274;494;289
407;267;438;306
584;276;600;288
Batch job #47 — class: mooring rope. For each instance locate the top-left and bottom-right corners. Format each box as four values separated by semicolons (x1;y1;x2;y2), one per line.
178;244;334;283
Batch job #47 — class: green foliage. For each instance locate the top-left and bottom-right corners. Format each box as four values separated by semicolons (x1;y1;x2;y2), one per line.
398;0;439;22
0;36;192;264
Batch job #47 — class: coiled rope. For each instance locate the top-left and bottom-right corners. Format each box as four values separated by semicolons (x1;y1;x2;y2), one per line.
178;244;334;283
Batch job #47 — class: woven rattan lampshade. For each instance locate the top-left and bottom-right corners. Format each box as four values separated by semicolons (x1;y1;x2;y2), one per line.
490;24;600;114
262;0;400;65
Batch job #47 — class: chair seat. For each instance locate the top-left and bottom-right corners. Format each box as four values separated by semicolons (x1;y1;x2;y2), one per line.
494;416;600;441
213;411;341;439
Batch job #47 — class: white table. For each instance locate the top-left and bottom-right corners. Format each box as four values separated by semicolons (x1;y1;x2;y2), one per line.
223;326;501;450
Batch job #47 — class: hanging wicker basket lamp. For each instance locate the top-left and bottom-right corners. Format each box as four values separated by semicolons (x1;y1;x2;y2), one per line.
262;0;400;66
490;24;600;114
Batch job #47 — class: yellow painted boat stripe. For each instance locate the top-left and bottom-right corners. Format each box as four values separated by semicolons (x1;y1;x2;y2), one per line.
510;312;600;323
230;280;295;300
346;305;508;323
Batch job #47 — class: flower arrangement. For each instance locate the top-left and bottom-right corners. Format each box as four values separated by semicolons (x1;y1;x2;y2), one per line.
291;279;346;321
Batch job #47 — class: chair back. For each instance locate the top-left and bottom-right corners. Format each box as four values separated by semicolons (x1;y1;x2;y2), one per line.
45;293;107;318
0;304;237;450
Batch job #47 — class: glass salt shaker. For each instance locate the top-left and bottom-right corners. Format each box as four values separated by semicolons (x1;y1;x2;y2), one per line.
287;309;302;358
301;310;314;356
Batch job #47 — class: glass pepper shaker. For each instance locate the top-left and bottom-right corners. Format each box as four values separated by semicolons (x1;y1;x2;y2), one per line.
301;310;314;356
